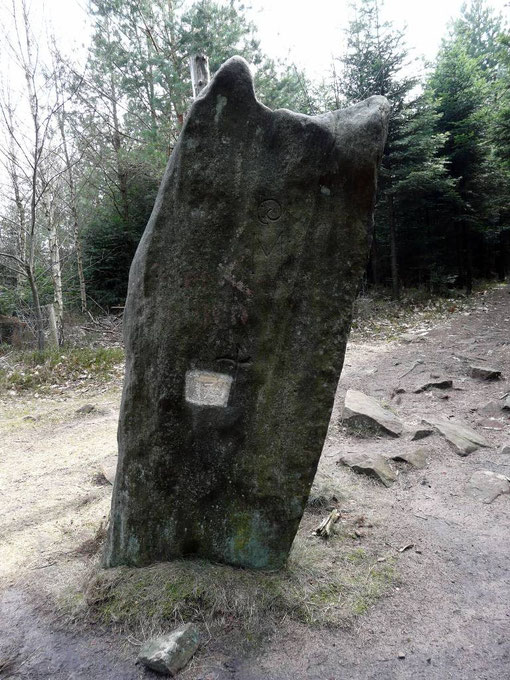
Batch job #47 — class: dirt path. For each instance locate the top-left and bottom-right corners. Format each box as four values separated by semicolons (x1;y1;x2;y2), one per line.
1;285;509;679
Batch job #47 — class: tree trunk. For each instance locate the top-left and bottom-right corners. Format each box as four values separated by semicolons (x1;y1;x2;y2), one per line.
48;220;64;344
110;73;130;226
463;223;473;296
46;303;59;347
73;204;87;314
58;106;87;313
389;194;399;299
190;54;210;98
42;166;64;345
27;265;45;350
369;228;379;286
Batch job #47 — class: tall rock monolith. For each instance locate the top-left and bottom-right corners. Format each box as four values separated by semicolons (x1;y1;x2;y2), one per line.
104;57;389;570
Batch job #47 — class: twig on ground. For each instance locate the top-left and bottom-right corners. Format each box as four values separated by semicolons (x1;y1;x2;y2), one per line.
399;359;423;379
313;509;341;538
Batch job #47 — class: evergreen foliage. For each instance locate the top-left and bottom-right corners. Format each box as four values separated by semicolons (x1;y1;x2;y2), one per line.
1;0;509;318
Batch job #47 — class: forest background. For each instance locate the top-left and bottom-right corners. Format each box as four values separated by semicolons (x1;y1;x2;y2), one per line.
0;0;509;349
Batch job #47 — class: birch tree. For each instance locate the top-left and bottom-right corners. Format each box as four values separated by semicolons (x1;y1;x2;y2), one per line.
0;0;69;347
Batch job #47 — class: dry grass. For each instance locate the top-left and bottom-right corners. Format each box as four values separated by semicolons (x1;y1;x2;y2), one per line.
350;285;486;342
0;345;124;393
75;522;109;558
0;652;18;675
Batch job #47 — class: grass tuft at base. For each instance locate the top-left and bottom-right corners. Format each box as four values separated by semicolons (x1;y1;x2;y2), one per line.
79;514;396;643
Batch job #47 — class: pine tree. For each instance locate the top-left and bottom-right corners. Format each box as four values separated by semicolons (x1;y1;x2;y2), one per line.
429;0;509;290
336;0;452;296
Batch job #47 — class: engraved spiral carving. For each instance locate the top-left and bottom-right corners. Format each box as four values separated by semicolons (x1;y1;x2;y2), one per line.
257;199;282;225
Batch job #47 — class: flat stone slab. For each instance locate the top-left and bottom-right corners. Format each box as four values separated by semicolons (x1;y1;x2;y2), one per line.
137;624;200;675
389;448;428;469
469;365;502;380
409;427;433;441
466;470;510;504
423;417;490;456
339;451;397;487
103;57;390;571
342;390;403;437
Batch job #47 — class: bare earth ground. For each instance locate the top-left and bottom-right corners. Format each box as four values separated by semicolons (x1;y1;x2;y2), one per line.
0;285;509;679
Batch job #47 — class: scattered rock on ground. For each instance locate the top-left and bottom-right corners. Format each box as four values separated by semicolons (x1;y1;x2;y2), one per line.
76;404;96;415
401;332;428;343
137;624;200;676
101;463;117;485
478;400;504;416
342;389;403;437
338;451;397;487
500;444;510;455
469;365;502;380
423;417;490;456
466;470;510;504
389;448;428;469
91;470;111;486
477;417;505;431
414;378;453;393
502;396;510;410
409;427;433;441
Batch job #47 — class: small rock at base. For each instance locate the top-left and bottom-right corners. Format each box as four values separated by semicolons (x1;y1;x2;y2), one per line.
466;470;510;504
500;444;510;455
469;365;502;380
137;624;201;676
398;652;406;659
101;463;117;485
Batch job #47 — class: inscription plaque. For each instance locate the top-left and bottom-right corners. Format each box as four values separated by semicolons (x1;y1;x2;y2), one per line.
185;370;232;407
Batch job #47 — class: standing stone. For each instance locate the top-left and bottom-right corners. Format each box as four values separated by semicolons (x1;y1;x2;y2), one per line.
104;57;389;570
